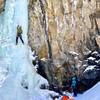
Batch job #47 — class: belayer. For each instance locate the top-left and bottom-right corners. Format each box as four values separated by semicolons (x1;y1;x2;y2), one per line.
16;25;24;45
71;74;78;97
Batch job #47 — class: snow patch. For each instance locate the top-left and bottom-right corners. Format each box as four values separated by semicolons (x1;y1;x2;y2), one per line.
87;57;96;61
69;51;79;56
76;82;100;100
84;65;96;72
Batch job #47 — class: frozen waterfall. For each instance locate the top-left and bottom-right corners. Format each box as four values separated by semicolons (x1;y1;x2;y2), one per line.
0;0;49;100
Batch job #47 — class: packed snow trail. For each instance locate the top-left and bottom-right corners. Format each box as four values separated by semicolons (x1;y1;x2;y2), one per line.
0;0;52;100
75;82;100;100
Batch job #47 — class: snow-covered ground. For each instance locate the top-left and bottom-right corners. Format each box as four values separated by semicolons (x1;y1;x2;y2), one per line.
76;82;100;100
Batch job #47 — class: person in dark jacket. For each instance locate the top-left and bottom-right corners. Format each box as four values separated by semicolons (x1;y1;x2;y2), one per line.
16;25;24;45
71;75;78;97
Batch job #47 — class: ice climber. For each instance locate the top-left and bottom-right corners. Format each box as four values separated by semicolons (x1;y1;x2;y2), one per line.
71;75;78;97
16;25;24;45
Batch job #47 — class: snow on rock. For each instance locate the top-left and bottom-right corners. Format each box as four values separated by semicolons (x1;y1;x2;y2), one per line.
87;57;96;61
95;60;100;64
76;82;100;100
84;65;96;72
35;74;49;88
83;65;99;79
29;50;38;61
92;51;98;55
69;51;79;56
82;64;88;68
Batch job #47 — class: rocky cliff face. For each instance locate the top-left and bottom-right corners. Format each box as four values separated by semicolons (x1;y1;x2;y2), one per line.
28;0;100;69
0;0;4;10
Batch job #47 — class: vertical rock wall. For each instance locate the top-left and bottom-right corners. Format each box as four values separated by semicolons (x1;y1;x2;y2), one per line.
28;0;100;66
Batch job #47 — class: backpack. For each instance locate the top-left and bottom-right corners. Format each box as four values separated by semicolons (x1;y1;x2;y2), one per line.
17;26;22;34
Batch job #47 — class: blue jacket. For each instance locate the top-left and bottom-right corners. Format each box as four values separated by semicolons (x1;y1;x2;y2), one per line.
71;77;77;88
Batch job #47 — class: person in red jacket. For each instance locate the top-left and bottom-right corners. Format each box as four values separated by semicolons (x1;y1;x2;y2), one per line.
61;95;69;100
61;95;74;100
